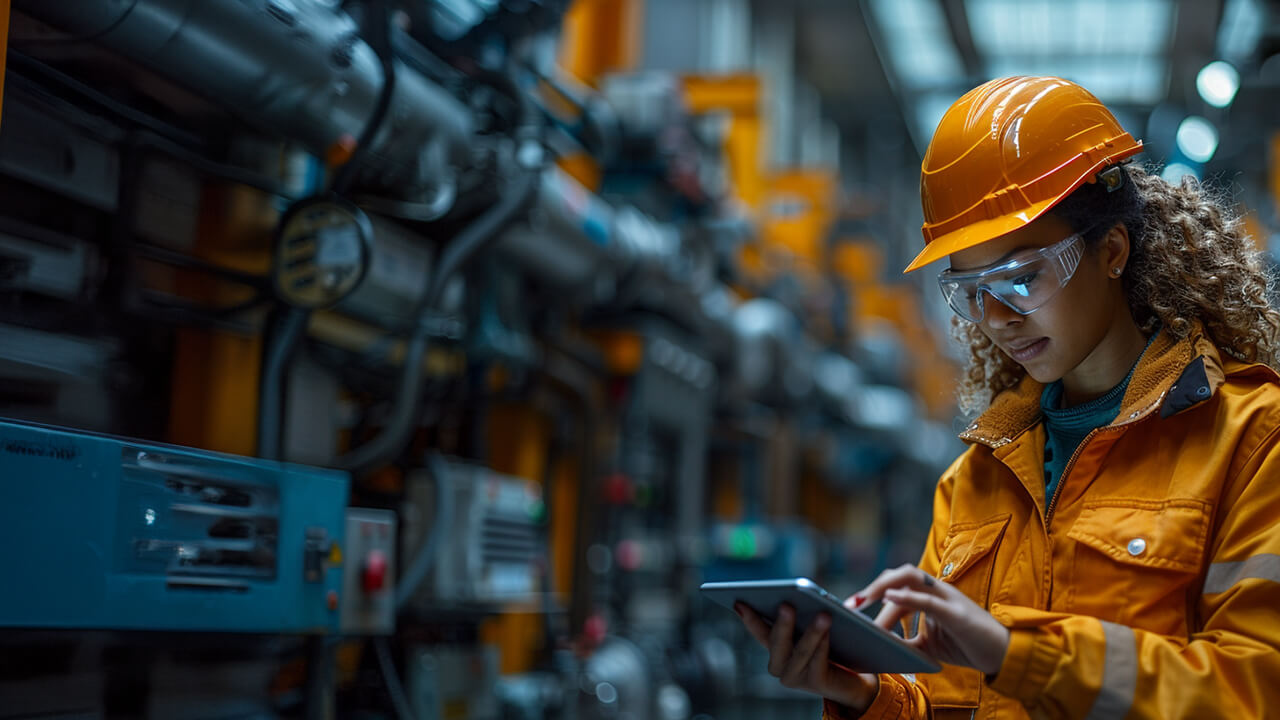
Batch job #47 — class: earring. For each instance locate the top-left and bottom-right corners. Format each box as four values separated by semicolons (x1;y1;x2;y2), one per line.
1111;267;1123;276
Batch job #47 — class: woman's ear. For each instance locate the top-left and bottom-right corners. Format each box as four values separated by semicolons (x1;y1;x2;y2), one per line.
1102;224;1131;277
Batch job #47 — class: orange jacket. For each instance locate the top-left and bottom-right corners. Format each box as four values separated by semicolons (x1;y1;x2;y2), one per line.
829;323;1280;719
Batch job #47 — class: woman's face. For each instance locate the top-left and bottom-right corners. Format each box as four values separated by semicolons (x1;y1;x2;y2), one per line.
947;214;1125;385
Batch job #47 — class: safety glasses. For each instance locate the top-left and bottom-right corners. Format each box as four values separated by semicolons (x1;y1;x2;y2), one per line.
937;232;1085;323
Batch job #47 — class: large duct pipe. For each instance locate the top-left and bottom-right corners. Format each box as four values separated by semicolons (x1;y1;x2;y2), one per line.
496;167;688;298
496;167;617;290
16;0;474;195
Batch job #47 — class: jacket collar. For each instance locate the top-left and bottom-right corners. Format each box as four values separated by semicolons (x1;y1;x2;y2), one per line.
959;321;1232;449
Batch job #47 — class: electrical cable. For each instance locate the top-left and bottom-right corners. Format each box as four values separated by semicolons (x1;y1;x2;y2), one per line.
4;69;294;198
8;0;139;45
6;48;203;148
334;63;544;473
137;288;268;318
458;65;541;130
229;0;398;467
335;162;538;473
393;453;454;610
373;636;417;720
131;131;296;199
257;307;311;460
389;27;463;88
131;242;272;290
329;0;397;196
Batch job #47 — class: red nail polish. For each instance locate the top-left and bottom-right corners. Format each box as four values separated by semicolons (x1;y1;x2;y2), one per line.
853;595;866;608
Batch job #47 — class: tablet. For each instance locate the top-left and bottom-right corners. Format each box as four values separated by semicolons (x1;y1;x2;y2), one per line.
700;577;941;674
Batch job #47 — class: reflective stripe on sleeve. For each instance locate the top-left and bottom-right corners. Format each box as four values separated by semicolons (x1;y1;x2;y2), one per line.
1083;621;1137;720
1204;554;1280;594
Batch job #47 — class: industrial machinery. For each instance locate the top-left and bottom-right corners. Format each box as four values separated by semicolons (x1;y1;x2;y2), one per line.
0;416;399;634
0;0;957;717
0;416;349;633
400;459;548;611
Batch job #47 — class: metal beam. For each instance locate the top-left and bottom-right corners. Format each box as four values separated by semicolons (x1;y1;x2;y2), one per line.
940;0;982;81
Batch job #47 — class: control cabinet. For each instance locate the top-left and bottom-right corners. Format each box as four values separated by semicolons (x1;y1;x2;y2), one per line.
0;418;350;633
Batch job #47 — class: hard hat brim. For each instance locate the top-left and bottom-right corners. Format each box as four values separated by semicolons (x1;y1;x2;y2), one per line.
902;195;1060;273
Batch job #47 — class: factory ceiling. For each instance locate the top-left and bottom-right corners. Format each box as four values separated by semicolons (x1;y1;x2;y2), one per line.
783;0;1264;168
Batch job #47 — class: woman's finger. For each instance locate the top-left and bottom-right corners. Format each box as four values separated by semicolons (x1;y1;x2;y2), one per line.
901;630;930;651
854;564;948;608
884;587;949;622
855;564;917;605
780;613;831;687
766;604;797;677
736;602;772;647
810;622;832;672
873;598;911;631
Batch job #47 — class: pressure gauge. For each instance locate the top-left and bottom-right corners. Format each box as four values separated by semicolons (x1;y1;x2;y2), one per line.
272;195;373;309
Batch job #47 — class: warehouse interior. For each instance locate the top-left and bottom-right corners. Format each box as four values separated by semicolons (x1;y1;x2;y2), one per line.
0;0;1277;717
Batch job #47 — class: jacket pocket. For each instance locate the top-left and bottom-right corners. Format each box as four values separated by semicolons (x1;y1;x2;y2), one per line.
1066;498;1210;635
919;514;1010;711
938;513;1011;607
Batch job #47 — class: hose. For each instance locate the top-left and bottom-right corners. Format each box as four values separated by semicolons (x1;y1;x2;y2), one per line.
329;0;397;196
335;61;542;474
335;163;538;473
374;637;417;720
393;453;454;610
257;307;311;460
259;0;396;464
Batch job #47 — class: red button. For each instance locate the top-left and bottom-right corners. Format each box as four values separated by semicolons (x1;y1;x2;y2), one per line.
362;549;387;593
327;589;339;611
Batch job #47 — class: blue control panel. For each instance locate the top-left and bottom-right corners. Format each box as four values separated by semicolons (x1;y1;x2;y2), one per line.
0;418;350;633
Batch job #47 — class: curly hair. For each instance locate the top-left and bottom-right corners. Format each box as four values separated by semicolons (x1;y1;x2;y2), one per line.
953;164;1280;416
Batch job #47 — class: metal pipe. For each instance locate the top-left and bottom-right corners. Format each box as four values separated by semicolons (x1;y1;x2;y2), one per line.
16;0;475;194
496;168;687;293
496;167;616;289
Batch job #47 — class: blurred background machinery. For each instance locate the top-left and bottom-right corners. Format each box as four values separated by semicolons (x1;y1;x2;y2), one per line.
0;0;1277;718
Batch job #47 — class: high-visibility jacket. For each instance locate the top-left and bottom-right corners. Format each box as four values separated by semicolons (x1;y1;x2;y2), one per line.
828;322;1280;719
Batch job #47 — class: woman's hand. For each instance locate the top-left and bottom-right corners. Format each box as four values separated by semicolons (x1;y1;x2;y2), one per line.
850;564;1010;675
735;602;880;713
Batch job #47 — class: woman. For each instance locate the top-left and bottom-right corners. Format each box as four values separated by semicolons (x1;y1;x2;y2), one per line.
736;76;1280;719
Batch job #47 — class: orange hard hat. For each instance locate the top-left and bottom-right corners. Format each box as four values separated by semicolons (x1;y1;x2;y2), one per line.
904;76;1143;273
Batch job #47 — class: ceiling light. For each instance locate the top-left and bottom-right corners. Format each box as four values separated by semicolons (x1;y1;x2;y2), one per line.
1196;61;1240;108
1175;116;1218;163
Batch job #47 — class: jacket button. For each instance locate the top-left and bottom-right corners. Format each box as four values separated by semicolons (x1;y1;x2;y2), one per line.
1196;386;1210;397
942;562;955;576
1127;538;1147;556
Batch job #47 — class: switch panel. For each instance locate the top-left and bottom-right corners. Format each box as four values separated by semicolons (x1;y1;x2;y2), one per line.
340;508;396;635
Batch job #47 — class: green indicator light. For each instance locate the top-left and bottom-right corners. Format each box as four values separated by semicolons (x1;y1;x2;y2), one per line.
730;527;757;558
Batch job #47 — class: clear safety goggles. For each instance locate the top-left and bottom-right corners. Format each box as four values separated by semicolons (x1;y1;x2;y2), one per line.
937;232;1085;323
